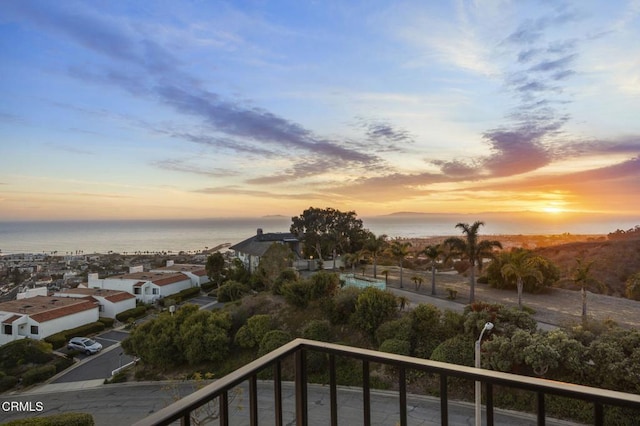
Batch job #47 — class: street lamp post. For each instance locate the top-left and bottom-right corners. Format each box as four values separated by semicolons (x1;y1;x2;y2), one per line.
475;322;493;426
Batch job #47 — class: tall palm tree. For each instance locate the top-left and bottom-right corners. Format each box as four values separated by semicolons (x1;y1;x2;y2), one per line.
363;233;388;278
422;244;443;296
500;249;544;310
387;240;412;289
445;221;502;304
573;258;594;324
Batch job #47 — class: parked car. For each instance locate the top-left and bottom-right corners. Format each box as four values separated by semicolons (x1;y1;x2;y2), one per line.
67;337;103;355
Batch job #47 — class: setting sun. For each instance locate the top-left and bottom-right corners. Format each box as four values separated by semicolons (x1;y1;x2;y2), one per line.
543;206;565;214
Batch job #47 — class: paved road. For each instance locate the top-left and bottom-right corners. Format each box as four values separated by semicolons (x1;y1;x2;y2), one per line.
53;331;135;383
1;381;579;426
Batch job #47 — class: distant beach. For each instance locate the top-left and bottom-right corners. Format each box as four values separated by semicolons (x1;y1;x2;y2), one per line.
0;213;636;255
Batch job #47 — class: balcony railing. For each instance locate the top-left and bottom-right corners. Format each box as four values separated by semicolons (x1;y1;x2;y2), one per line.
134;338;640;426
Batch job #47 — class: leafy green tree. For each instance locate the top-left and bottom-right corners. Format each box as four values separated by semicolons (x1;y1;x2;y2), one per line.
217;280;250;302
253;243;294;291
352;287;399;339
430;335;474;367
234;314;274;349
307;271;340;300
282;280;311;308
409;304;447;359
500;249;545;310
272;268;299;295
227;258;251;284
258;330;293;356
422;244;444;295
379;338;411;356
444;221;502;303
387;239;412;289
363;233;388;278
205;252;226;287
302;319;333;342
290;207;369;260
179;310;232;364
324;287;362;324
411;275;423;291
625;272;640;301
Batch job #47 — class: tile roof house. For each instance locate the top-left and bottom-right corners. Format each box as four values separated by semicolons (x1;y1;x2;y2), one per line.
150;261;210;286
229;228;301;273
87;270;194;304
0;296;99;345
53;288;136;319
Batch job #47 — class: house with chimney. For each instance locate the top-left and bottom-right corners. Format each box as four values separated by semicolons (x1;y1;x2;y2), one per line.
229;228;302;273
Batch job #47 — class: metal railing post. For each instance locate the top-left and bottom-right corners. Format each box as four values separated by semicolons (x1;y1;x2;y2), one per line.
295;347;308;426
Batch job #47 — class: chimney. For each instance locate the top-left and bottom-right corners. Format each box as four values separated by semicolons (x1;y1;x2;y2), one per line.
257;228;263;241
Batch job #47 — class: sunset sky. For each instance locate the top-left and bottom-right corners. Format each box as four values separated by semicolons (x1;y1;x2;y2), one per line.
1;1;639;223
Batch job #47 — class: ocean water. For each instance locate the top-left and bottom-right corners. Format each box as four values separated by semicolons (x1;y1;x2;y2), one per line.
0;214;637;255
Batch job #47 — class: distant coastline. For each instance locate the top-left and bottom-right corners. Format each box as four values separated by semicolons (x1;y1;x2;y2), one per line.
0;214;636;256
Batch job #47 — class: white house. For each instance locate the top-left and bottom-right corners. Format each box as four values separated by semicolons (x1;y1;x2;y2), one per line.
53;288;136;319
88;271;194;304
0;296;99;346
150;261;210;286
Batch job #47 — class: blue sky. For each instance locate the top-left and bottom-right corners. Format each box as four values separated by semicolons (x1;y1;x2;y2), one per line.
1;0;639;223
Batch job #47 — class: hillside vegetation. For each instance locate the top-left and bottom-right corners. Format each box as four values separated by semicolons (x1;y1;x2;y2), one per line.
534;233;640;297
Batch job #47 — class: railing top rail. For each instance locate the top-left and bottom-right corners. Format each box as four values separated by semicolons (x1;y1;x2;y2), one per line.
295;339;640;407
134;338;640;426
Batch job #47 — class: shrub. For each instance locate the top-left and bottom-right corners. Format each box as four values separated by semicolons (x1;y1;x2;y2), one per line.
43;333;67;350
625;272;640;301
301;319;332;342
273;269;299;295
258;330;292;356
0;339;53;371
0;374;18;392
176;286;201;300
281;281;310;308
430;335;474;367
234;315;273;349
22;364;57;386
352;287;399;339
53;356;74;373
4;412;95;426
375;317;411;345
98;317;115;328
217;280;250;302
324;287;361;325
379;338;411;356
307;271;340;300
116;306;147;322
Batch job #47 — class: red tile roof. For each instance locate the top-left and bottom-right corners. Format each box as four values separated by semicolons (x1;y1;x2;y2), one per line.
104;292;136;303
29;299;97;323
2;314;23;324
152;273;190;287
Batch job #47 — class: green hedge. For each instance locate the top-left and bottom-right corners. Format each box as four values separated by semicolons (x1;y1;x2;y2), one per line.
53;356;75;373
44;322;106;349
0;374;19;392
4;412;94;426
98;317;115;328
115;306;147;322
22;364;56;386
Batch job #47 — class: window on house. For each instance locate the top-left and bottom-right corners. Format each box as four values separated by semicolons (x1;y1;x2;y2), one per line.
152;288;159;295
2;324;11;335
134;288;141;294
99;305;104;312
31;325;39;335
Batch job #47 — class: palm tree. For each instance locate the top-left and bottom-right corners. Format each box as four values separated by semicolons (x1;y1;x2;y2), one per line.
573;258;595;324
500;249;544;310
344;252;360;274
380;269;389;286
411;275;424;291
445;221;502;304
422;244;443;296
363;233;388;278
387;240;412;289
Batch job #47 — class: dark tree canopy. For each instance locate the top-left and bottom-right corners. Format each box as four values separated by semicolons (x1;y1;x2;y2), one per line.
290;207;370;259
